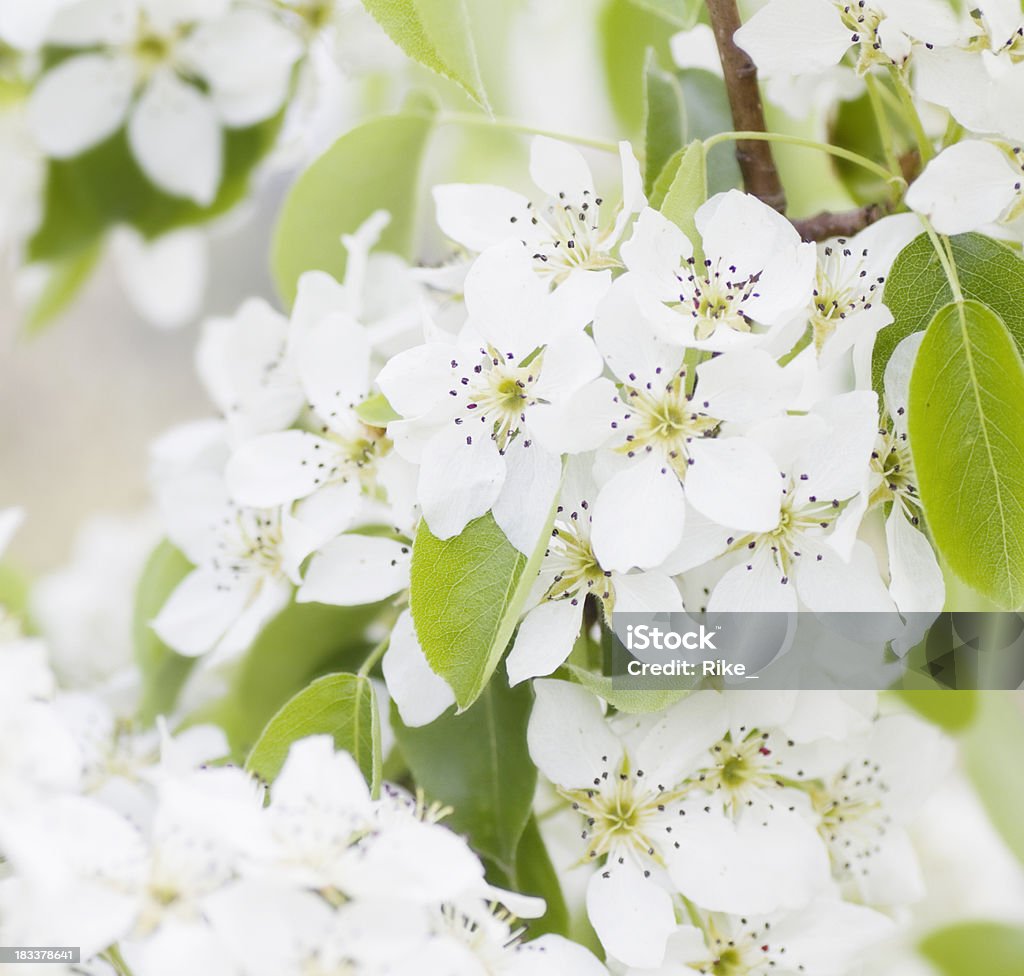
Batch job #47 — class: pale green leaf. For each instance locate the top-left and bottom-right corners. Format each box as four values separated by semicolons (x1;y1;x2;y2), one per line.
360;0;488;108
659;139;706;255
392;674;535;877
875;232;1024;395
962;693;1024;866
920;922;1024;976
134;541;196;727
566;664;689;713
271;108;436;306
246;673;381;790
643;49;687;196
355;392;400;427
25;242;102;335
409;501;557;710
628;0;701;28
908;300;1024;608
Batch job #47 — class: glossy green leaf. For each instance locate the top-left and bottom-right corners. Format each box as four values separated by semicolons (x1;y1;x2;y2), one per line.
272;108;437;306
875;232;1024;395
24;242;102;335
206;601;385;757
920;921;1024;976
675;69;742;196
962;693;1024;866
133;541;197;726
360;0;489;109
410;503;556;710
392;674;535;877
893;689;979;731
246;673;381;791
658;139;706;255
908;300;1024;608
29;116;282;264
566;664;689;713
643;49;686;195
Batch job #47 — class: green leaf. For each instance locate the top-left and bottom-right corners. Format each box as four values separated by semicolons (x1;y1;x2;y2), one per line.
920;922;1024;976
875;232;1024;395
355;392;400;427
658;139;706;254
246;672;381;791
209;601;386;757
566;664;689;713
410;501;557;710
627;0;701;28
513;815;569;938
675;69;742;196
599;0;676;134
392;674;535;877
893;690;979;731
962;693;1024;866
29;115;283;264
133;541;197;726
908;300;1024;608
643;49;687;196
24;242;102;334
360;0;489;109
271;108;436;306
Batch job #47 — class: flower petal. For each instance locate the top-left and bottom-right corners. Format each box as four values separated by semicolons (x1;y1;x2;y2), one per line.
492;439;563;555
685;437;783;532
529;135;595;201
734;0;851;77
297;535;411;606
432;183;534;251
129;71;222;206
151;568;250;657
507;599;584;686
381;610;455;727
28;53;133;157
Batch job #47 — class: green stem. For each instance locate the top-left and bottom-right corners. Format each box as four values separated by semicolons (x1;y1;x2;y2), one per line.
703;130;903;191
439;112;621;155
865;73;900;175
778;325;814;366
358;636;390;679
923;218;963;303
887;65;933;163
102;946;135;976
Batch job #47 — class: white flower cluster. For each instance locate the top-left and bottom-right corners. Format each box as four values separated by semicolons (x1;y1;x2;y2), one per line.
0;515;604;975
528;681;953;972
150;135;945;725
733;0;1024;236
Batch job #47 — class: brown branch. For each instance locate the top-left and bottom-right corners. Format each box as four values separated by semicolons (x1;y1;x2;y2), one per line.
791;203;890;242
706;0;786;213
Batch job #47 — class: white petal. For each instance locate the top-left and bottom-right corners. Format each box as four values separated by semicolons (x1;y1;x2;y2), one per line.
433;183;534;251
226;431;333;508
46;0;135;45
635;691;728;786
504;935;608;976
694;349;798;422
592;456;687;572
668;805;830;913
376;343;456;418
111;227;208;330
610;141;647;245
492;440;563;555
151;568;249;657
886;506;944;614
734;0;851;77
612;572;683;615
883;331;924;434
28;53;133;157
586;859;675;969
532;329;604;400
129;71;222;206
906;141;1020;234
0;0;71;49
292;312;372;421
213;577;290;663
291;269;350;336
530;135;595;201
298;535;411;606
686;437;783;532
418;425;506;540
527;679;623;789
181;10;302;126
0;506;24;558
507;599;584;685
620;208;694;301
795;391;879;505
708;547;798;613
796;539;899;615
529;377;620;455
381;610;454;727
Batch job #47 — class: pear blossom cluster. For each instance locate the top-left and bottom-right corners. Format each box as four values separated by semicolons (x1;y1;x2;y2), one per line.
728;0;1024;237
528;681;954;972
0;0;387;329
147;134;946;731
0;513;605;975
